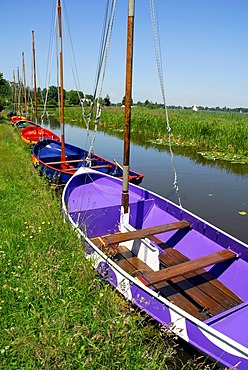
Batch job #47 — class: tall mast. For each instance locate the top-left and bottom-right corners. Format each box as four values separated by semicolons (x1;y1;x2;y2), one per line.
57;0;66;162
13;70;17;114
17;67;21;115
22;52;28;126
32;30;38;125
122;0;135;214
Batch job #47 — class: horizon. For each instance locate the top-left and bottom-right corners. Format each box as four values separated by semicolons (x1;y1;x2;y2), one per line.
1;0;247;109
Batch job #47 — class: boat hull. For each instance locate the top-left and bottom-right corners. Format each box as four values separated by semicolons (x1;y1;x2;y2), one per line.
32;138;144;185
10;115;26;123
13;119;37;128
62;167;248;369
21;126;60;145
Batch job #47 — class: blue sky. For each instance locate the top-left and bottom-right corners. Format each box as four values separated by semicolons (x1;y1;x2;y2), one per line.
1;0;247;108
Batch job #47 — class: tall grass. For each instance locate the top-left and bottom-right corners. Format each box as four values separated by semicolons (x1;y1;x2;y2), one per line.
55;106;248;155
0;119;217;369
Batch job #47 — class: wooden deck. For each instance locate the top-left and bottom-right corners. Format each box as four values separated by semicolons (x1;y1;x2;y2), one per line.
91;221;243;321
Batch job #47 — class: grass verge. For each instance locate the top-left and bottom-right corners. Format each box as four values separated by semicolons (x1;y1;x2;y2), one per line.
0;117;218;369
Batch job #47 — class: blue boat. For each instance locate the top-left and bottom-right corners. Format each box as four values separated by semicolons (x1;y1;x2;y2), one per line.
32;138;144;185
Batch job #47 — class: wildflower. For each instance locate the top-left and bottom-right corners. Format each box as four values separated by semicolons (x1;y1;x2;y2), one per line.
30;236;33;239
42;221;45;225
22;234;26;237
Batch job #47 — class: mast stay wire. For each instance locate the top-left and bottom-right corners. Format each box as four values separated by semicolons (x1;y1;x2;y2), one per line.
86;0;117;163
149;0;182;208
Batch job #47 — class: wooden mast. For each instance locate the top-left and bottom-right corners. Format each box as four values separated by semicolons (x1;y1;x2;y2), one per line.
122;0;135;214
17;67;21;116
22;52;28;127
57;0;66;162
32;30;38;126
13;70;17;114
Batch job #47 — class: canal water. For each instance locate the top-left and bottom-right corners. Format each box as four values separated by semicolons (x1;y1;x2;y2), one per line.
44;120;248;245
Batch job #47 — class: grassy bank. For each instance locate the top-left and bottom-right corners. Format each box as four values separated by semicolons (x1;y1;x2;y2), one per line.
0;117;218;369
54;106;248;164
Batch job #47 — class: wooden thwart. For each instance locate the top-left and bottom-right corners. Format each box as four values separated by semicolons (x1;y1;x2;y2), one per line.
92;220;190;247
45;157;97;165
143;249;237;285
91;165;112;170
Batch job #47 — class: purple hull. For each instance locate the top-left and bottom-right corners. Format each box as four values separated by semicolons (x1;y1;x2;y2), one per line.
62;167;248;369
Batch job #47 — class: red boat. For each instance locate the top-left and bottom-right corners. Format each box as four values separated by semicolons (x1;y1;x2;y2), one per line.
21;126;60;145
10;115;26;123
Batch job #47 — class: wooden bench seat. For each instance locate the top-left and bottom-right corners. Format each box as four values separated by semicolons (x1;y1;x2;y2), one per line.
158;247;242;309
142;249;236;285
91;220;190;247
149;235;243;310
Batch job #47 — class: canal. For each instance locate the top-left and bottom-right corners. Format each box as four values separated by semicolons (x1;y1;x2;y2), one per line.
44;120;248;245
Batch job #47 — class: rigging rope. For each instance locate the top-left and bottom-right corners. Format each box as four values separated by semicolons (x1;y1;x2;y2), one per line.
149;0;182;208
85;0;117;163
42;0;57;126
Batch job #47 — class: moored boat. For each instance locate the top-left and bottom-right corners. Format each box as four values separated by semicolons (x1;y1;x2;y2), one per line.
21;126;60;145
10;115;26;123
32;0;143;186
62;1;248;368
32;138;143;185
20;31;59;145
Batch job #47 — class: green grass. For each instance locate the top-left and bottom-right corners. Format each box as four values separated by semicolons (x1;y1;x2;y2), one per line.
0;117;218;369
55;106;248;164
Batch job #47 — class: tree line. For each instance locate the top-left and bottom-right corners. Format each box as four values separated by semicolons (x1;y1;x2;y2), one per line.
0;72;247;113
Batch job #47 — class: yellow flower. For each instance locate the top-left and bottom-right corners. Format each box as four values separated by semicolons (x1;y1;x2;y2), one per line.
30;236;33;239
22;234;26;237
238;211;247;216
42;221;45;225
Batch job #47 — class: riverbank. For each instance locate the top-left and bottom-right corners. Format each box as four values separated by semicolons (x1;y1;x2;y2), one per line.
0;118;218;369
50;106;248;165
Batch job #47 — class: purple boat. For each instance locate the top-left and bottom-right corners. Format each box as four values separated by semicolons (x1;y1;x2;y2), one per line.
62;167;248;369
62;1;248;368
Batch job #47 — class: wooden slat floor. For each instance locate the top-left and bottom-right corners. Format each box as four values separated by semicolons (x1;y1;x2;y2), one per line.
91;223;243;321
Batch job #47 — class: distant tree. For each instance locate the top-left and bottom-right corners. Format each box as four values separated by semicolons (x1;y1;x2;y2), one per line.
121;95;133;106
43;85;66;106
67;90;84;105
85;94;93;101
48;99;57;107
104;94;111;106
0;73;12;107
